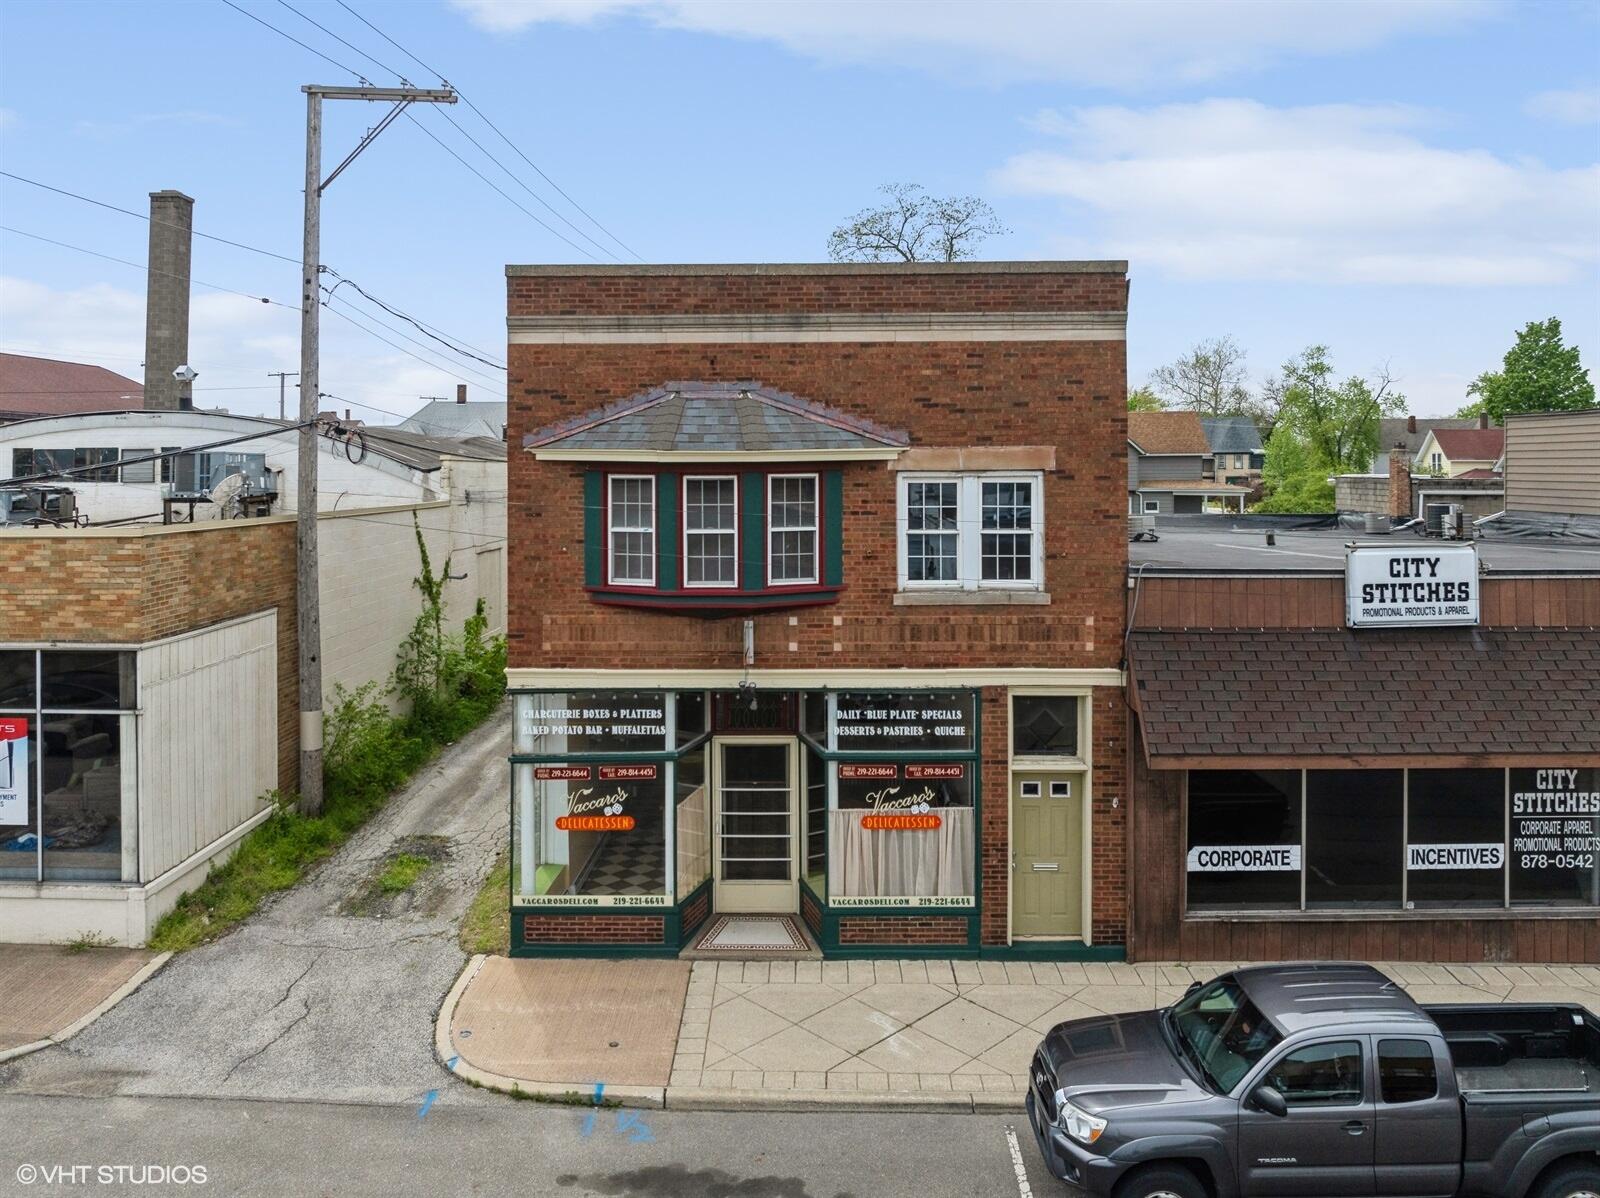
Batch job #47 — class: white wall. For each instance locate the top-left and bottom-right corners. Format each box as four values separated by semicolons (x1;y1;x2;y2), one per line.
137;611;278;881
1;411;435;523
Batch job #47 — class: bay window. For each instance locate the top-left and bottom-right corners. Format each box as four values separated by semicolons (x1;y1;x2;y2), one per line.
684;476;738;587
898;473;1043;591
607;475;655;586
767;474;818;585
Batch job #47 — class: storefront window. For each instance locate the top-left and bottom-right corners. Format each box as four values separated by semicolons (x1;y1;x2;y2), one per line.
1406;769;1504;908
674;690;708;748
1306;770;1403;909
1509;767;1598;907
1185;771;1301;911
1;649;133;884
515;691;668;755
828;762;974;903
513;762;669;907
675;747;710;896
832;690;974;753
803;743;826;896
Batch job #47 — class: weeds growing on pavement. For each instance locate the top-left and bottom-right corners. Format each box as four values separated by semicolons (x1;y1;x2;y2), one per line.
148;528;507;953
377;852;434;894
459;849;512;955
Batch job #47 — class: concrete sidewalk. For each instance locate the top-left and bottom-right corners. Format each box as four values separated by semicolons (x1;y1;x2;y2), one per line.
0;945;169;1063
437;956;1600;1113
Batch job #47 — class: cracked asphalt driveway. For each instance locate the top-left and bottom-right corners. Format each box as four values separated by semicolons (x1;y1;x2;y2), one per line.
1;704;509;1107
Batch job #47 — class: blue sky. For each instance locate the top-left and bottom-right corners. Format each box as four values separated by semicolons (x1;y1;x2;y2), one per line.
1;0;1596;422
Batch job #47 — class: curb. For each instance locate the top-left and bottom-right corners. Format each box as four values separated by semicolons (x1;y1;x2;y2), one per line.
433;955;667;1111
0;951;172;1065
431;957;1032;1115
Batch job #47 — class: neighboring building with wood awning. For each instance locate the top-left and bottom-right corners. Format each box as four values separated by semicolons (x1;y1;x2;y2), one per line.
1124;523;1600;965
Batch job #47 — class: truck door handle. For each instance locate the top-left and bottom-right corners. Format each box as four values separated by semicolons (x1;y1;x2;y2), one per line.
1342;1121;1367;1136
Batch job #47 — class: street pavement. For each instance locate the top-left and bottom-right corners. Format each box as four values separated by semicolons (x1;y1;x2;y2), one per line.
0;703;510;1107
0;1093;1044;1198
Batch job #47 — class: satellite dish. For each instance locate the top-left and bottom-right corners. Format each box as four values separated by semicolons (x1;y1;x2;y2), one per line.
208;472;247;519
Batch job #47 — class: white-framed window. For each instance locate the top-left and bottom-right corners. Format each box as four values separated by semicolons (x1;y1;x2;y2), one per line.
767;473;818;586
607;475;655;586
684;475;738;587
897;473;1044;591
1143;498;1159;514
1430;452;1442;472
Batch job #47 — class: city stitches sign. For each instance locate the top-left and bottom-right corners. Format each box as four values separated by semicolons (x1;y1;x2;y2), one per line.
1346;544;1479;628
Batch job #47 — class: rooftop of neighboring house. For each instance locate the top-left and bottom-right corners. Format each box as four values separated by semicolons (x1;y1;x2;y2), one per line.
1199;414;1263;455
1427;426;1505;463
1378;415;1480;457
1127;410;1210;456
1127;521;1600;575
397;398;507;442
0;352;144;420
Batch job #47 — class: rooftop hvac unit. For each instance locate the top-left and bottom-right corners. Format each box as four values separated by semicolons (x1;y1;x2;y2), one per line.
166;451;273;500
1440;504;1466;540
1424;502;1451;536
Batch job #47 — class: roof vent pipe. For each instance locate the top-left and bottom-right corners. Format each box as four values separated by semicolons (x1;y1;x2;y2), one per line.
457;384;467;404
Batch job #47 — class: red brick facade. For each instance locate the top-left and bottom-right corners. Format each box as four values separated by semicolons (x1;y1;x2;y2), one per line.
521;914;668;944
507;264;1130;956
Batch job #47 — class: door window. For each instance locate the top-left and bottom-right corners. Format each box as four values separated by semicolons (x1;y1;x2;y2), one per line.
1265;1040;1364;1107
1378;1039;1437;1104
720;743;791;881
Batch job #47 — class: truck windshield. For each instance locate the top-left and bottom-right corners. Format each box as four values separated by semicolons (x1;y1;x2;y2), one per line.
1167;978;1282;1093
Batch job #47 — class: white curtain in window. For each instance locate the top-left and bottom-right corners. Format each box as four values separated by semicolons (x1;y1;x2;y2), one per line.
827;807;973;897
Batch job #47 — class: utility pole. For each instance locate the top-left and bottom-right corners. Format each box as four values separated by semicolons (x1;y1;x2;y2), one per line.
297;83;455;815
268;370;298;421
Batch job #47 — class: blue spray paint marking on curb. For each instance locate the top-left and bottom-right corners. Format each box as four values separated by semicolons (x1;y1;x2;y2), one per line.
593;1083;605;1104
446;1056;459;1070
419;1090;439;1119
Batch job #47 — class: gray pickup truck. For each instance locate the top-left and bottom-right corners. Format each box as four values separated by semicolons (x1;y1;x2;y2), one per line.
1026;962;1599;1198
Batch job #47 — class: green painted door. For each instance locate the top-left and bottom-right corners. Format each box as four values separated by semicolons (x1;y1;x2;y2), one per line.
1012;773;1085;938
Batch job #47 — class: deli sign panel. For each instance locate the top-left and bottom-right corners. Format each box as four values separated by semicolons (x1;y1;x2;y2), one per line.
1346;544;1478;628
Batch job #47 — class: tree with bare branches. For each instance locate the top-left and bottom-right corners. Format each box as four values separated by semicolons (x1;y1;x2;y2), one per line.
828;183;1008;263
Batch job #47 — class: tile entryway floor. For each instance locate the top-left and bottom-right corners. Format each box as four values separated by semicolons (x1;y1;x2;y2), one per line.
669;959;1600;1097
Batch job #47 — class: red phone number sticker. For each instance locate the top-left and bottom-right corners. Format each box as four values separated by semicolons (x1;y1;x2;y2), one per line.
599;765;658;780
905;764;964;780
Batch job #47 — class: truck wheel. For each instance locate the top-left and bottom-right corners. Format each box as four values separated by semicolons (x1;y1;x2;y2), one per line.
1113;1164;1207;1198
1530;1162;1600;1198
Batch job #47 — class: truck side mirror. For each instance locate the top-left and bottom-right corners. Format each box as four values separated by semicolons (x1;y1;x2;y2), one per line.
1249;1085;1288;1118
1184;980;1202;997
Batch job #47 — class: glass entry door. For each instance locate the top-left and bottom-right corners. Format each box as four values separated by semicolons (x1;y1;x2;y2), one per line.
713;739;798;913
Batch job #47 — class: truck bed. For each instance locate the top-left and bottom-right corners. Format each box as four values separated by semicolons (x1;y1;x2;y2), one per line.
1424;1002;1600;1097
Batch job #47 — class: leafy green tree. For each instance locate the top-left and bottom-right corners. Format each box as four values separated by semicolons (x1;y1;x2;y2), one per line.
1127;385;1165;412
1253;423;1335;512
1252;346;1406;513
1461;318;1594;423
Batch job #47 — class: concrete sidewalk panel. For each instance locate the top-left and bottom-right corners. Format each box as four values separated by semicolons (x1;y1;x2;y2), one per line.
0;946;168;1061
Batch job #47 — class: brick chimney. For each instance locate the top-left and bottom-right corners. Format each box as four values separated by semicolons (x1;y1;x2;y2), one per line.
456;384;467;404
1388;446;1413;518
143;190;194;411
1407;414;1417;434
1479;412;1489;430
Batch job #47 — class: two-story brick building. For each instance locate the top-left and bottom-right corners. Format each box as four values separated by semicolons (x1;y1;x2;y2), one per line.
505;261;1129;959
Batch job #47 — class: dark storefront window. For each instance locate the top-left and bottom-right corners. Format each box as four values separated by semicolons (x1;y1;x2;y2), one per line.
832;691;975;753
1;649;133;883
1406;769;1505;908
804;743;826;896
1509;767;1599;907
1306;770;1403;908
676;746;710;896
1185;771;1301;910
675;690;708;748
517;691;669;755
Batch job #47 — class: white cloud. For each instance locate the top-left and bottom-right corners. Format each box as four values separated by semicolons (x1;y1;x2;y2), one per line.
73;110;240;139
0;276;499;422
994;99;1600;286
450;0;1492;87
1525;86;1600;125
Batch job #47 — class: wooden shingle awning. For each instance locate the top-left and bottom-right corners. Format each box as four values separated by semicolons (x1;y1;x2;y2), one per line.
1127;627;1600;769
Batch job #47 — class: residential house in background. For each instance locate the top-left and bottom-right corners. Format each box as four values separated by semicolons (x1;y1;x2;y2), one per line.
398;384;507;442
1366;414;1478;474
1127;410;1251;514
0;352;145;423
1200;415;1264;494
1414;423;1505;478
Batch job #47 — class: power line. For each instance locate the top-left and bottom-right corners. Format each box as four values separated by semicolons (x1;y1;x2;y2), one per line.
322;290;503;388
217;0;366;81
0;171;302;265
321;301;500;392
324;271;504;368
334;0;643;262
0;224;295;309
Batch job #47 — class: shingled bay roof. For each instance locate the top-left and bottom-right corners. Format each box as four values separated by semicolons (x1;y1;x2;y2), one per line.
1129;627;1600;763
524;382;909;455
